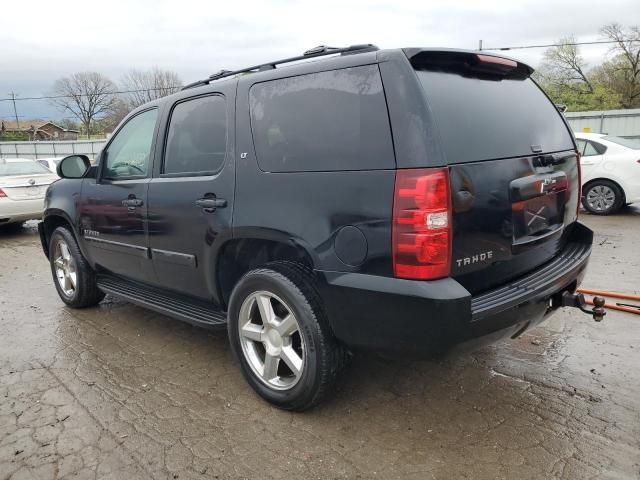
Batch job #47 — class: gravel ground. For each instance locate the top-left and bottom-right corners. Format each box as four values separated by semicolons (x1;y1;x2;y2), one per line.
1;209;639;480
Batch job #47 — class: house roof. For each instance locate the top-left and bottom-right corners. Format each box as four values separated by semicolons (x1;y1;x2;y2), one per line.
0;120;79;133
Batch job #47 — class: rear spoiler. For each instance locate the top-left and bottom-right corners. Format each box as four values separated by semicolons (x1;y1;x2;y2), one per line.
403;48;533;79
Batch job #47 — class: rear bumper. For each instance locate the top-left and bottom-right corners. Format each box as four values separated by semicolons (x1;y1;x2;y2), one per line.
0;197;45;224
319;222;593;355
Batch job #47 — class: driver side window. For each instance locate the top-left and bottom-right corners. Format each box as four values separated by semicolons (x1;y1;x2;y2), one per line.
103;109;158;179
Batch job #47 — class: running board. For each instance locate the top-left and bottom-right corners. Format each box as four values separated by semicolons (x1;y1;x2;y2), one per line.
97;275;227;329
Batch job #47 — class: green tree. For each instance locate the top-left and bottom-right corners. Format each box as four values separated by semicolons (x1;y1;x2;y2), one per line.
596;23;640;108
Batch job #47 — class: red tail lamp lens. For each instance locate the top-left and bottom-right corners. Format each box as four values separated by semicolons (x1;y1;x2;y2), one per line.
393;168;451;280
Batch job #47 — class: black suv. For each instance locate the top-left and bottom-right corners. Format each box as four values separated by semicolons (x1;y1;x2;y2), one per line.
39;45;594;411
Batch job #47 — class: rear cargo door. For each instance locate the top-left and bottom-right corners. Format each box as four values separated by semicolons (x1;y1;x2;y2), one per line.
411;51;580;294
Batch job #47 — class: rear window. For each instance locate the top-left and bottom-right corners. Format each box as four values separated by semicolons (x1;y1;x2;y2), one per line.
414;62;574;163
249;65;394;172
0;161;52;176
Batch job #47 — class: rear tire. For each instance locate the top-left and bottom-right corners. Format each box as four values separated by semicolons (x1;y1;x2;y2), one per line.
582;180;624;215
228;262;347;411
49;226;105;308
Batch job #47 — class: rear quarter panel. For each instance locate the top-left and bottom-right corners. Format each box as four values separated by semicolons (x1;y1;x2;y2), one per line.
234;69;396;276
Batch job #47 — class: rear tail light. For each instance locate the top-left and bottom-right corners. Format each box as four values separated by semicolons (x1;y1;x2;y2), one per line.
576;150;582;218
0;188;6;198
392;168;452;280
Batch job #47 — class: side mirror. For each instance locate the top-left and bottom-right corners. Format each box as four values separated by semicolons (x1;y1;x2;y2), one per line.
57;155;91;179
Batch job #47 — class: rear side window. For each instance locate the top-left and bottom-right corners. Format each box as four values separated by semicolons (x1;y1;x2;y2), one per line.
164;95;227;175
577;139;606;156
249;65;394;172
414;65;574;163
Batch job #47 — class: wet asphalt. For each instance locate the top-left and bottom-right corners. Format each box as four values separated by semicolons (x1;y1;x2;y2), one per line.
1;209;639;479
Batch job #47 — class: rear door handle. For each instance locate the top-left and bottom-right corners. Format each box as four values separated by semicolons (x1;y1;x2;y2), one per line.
195;197;227;212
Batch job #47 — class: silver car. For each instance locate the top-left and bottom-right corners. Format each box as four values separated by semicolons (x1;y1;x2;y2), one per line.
0;158;59;226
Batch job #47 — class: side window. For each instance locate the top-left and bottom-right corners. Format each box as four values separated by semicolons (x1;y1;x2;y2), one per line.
103;109;158;179
163;96;227;175
249;65;394;172
576;139;587;155
37;160;48;168
591;141;607;155
583;141;600;157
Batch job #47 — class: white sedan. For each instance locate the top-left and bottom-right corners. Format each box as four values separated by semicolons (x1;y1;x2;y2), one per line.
0;158;59;226
35;157;66;175
574;132;640;215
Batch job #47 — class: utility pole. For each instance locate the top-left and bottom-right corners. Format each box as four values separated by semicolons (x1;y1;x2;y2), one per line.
478;40;483;51
8;92;20;129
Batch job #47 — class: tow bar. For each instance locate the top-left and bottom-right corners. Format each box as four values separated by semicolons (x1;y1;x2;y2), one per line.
559;291;607;322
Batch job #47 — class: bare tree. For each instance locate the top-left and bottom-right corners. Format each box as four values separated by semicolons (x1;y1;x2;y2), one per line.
120;68;182;109
98;98;131;134
536;36;593;93
51;72;117;138
599;23;640;107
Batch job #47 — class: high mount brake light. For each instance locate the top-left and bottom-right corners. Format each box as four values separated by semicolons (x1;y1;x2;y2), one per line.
392;168;452;280
476;54;517;69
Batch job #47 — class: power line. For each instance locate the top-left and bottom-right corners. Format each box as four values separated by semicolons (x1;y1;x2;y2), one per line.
0;86;183;103
480;38;640;51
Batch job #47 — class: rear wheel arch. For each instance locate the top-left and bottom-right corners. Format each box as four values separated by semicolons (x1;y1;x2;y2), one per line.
216;237;316;309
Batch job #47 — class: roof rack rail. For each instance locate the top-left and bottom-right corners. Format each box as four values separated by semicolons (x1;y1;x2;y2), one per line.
181;44;379;90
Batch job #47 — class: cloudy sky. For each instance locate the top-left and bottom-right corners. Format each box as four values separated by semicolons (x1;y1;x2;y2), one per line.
1;0;639;121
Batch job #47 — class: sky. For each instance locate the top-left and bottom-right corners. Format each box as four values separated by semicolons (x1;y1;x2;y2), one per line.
1;0;639;122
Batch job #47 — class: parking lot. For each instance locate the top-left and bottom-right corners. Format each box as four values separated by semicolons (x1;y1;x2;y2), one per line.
0;210;638;480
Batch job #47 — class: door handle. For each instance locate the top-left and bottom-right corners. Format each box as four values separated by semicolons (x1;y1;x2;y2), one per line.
195;197;227;212
122;198;144;208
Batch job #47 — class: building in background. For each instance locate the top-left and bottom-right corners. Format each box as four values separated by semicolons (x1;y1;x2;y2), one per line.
0;120;79;141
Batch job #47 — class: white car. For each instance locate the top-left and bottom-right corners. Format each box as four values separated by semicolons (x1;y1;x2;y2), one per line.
35;157;66;175
0;158;59;226
574;132;640;215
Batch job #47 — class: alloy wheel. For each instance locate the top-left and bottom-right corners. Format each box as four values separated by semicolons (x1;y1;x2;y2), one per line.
586;185;616;212
238;291;305;390
53;239;77;297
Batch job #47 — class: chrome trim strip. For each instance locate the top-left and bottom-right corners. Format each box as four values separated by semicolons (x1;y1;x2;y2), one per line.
0;183;52;188
84;236;149;258
151;248;197;268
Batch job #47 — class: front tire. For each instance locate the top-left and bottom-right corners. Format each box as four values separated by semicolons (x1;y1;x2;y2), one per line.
582;180;624;215
228;262;346;411
49;226;105;308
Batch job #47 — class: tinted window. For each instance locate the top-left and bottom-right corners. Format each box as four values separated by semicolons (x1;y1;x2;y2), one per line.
104;109;158;179
250;65;394;172
164;96;227;175
576;139;587;155
583;141;600;156
415;71;574;163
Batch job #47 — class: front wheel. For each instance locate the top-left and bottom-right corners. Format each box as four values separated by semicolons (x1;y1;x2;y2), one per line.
582;180;624;215
49;226;105;308
228;262;347;411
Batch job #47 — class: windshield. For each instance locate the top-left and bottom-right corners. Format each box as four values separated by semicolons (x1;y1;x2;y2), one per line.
0;161;53;177
603;136;640;150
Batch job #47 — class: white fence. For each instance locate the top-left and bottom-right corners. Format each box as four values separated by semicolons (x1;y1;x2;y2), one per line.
565;108;640;139
0;140;106;160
